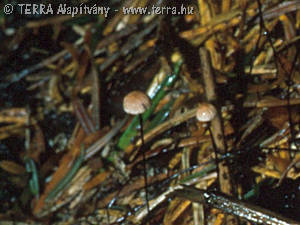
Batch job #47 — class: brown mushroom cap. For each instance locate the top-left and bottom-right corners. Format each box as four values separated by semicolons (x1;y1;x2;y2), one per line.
123;91;151;115
196;103;217;122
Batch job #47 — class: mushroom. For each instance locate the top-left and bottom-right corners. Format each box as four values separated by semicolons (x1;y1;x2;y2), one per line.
123;90;151;213
196;103;219;176
196;103;217;122
123;91;151;115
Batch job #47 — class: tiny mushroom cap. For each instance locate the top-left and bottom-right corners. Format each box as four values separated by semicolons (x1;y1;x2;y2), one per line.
123;91;151;115
196;103;217;122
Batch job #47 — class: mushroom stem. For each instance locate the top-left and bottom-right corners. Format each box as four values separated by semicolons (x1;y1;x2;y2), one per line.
207;125;220;187
123;90;151;215
139;114;150;214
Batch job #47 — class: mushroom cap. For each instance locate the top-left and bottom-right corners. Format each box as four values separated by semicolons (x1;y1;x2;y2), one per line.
123;91;151;115
196;103;217;122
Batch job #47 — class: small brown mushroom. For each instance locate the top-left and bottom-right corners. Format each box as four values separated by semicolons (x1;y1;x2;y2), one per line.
196;103;217;122
123;91;151;115
123;90;151;213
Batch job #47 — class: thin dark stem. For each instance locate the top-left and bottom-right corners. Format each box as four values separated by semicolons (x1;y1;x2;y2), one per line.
139;114;150;214
208;125;220;190
106;206;110;224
